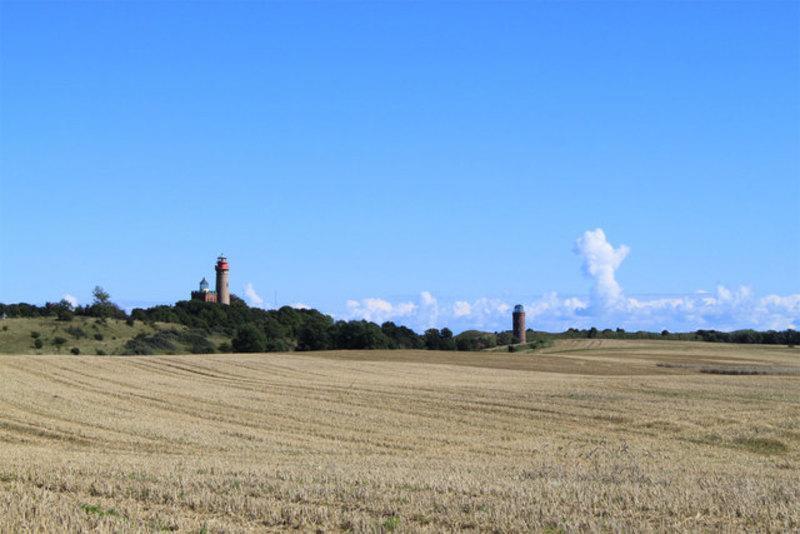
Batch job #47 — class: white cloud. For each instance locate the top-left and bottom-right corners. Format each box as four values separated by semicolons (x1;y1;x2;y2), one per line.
521;293;589;329
339;287;800;333
291;303;311;309
62;294;78;308
574;228;630;308
346;297;417;323
453;301;472;317
243;282;264;307
751;293;800;330
345;291;441;329
518;284;799;333
419;291;439;329
760;294;800;312
563;297;589;311
337;229;799;333
464;298;511;327
396;302;418;316
451;298;510;326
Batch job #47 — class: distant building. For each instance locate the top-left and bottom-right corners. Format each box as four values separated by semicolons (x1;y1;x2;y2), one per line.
512;304;526;344
190;277;217;303
190;255;230;305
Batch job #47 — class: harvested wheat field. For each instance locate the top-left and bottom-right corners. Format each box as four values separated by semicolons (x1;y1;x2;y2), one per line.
1;340;799;532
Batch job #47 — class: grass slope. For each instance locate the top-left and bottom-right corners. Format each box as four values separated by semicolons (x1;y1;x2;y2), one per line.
0;317;228;355
0;340;798;531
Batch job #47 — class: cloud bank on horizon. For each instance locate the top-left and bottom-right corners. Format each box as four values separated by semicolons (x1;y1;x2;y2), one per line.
332;229;799;333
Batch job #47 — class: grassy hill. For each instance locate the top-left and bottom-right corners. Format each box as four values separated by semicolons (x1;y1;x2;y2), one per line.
0;317;229;355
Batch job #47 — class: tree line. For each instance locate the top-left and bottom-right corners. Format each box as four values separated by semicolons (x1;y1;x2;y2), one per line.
1;288;798;353
0;287;126;322
556;326;800;346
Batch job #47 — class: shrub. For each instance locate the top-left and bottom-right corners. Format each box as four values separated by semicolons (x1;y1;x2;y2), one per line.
94;333;104;341
218;342;232;353
126;317;135;327
30;331;41;339
189;339;215;354
455;330;498;351
123;330;180;355
66;326;87;339
96;348;107;355
496;332;514;345
179;330;216;354
33;339;43;349
52;336;67;348
265;338;293;352
70;347;80;355
2;325;7;331
527;338;553;351
123;339;154;355
57;308;74;322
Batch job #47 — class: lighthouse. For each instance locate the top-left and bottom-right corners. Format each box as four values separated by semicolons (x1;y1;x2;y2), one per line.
215;255;230;305
512;304;526;344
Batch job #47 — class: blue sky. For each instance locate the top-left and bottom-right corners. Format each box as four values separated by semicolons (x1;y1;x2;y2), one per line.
1;1;798;332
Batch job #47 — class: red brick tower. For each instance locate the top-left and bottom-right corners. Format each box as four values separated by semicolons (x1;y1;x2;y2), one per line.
512;304;526;344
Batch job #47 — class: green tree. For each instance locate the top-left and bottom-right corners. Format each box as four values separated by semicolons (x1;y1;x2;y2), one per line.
424;328;442;350
232;325;267;353
381;322;424;349
88;286;126;319
297;319;332;351
92;286;111;305
439;328;456;350
331;321;392;349
423;328;456;351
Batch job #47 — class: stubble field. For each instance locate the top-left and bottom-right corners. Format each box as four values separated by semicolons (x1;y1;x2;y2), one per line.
1;340;798;532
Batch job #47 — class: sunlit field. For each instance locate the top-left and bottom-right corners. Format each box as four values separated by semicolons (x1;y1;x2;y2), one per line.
1;340;798;532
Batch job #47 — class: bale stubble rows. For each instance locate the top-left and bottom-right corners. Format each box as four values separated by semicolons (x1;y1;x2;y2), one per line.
0;340;798;532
